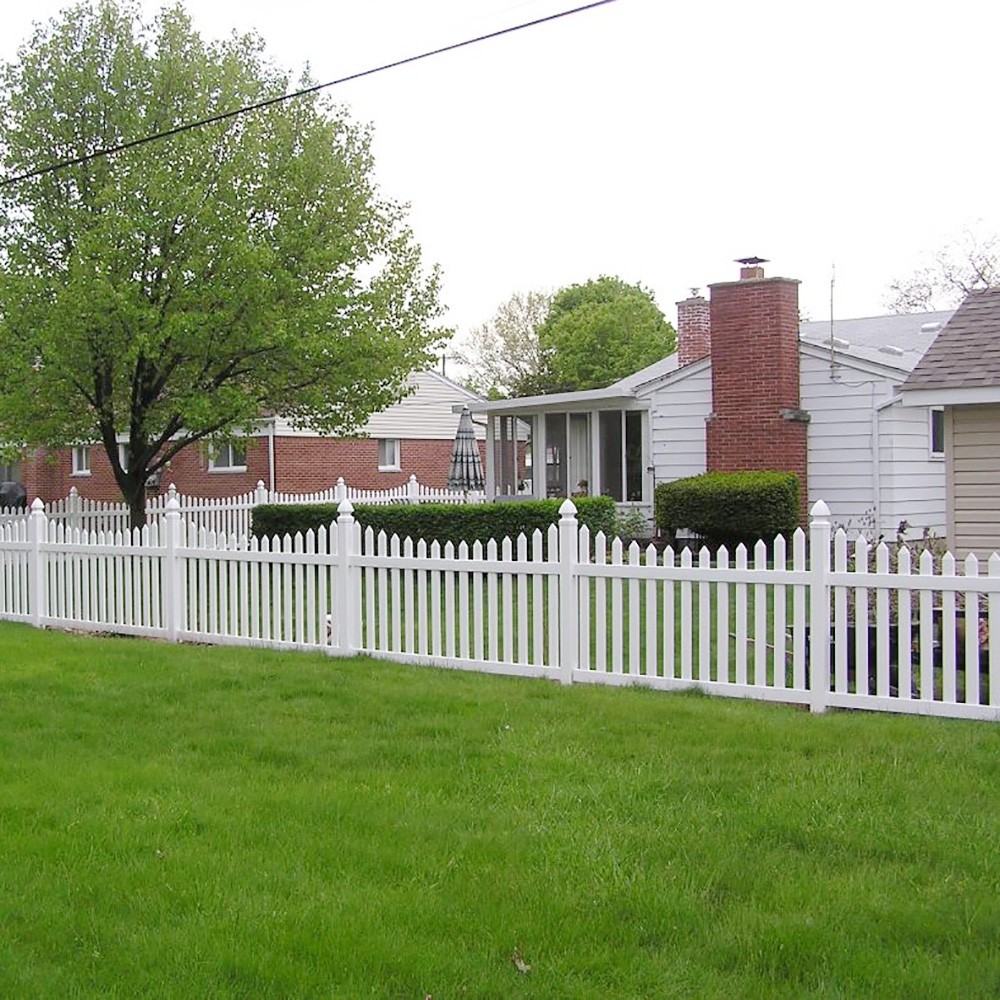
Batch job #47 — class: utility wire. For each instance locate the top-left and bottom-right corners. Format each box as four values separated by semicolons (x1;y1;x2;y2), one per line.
1;0;617;188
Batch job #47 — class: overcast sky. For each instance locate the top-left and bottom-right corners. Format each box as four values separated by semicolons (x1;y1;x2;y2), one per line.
3;0;998;353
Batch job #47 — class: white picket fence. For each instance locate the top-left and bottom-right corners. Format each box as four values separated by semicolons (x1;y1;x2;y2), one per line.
1;498;998;722
0;475;486;537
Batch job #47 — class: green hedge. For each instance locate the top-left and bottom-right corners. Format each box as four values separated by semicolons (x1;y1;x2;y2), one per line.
251;496;618;547
654;471;800;549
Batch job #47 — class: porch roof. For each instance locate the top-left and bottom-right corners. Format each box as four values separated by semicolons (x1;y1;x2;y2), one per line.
466;353;679;415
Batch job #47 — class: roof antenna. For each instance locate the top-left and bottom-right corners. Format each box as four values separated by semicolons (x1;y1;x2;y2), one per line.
829;262;839;381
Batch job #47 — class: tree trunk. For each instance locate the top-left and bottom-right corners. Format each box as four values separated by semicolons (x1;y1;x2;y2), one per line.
123;477;147;533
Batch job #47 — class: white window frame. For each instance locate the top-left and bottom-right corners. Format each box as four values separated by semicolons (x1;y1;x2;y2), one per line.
118;443;130;472
378;438;401;472
929;407;945;459
208;441;248;473
71;446;91;476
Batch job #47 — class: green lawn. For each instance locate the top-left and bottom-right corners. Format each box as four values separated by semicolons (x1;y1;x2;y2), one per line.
1;622;999;999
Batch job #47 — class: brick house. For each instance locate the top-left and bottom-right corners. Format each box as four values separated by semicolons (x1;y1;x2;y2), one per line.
10;370;485;503
473;262;953;536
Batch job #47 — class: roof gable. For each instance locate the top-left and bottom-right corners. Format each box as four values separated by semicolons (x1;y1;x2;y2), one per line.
903;288;1000;392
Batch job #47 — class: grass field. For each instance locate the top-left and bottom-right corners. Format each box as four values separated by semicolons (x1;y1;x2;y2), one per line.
1;622;999;998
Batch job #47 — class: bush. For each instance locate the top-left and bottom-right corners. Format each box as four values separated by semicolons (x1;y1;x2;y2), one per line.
654;471;799;550
251;496;618;548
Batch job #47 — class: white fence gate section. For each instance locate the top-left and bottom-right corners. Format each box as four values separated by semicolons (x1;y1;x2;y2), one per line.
1;498;998;722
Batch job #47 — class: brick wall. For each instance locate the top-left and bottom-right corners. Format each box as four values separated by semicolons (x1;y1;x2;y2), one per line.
705;274;808;522
18;435;484;502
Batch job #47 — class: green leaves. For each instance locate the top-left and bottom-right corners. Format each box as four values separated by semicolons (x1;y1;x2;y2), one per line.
0;0;445;524
535;276;676;393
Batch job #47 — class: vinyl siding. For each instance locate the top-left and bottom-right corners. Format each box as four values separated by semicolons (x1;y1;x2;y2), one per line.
639;363;711;483
877;403;946;538
799;354;890;531
949;404;1000;557
273;371;483;441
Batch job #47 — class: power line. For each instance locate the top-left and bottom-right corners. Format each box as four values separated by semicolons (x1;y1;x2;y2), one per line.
1;0;617;188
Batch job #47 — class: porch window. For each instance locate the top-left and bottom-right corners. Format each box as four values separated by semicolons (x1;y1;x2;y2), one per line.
545;413;567;498
599;410;644;502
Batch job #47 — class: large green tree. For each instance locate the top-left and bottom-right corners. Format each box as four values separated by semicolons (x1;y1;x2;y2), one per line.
0;1;445;525
535;276;674;393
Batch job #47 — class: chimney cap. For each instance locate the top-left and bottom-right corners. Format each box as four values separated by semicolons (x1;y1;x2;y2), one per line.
735;256;769;266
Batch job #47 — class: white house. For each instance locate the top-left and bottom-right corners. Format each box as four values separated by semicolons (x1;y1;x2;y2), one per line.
472;262;952;537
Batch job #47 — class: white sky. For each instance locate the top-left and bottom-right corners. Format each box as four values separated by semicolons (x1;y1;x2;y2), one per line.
3;0;999;351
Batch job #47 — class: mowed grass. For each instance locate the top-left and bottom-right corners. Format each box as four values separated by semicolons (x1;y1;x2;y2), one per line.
1;624;999;999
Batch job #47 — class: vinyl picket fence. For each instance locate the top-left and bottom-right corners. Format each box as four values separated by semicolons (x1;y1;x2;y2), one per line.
0;474;486;537
1;497;998;722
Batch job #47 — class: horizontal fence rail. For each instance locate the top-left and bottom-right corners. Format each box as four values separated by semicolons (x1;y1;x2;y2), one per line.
2;498;999;722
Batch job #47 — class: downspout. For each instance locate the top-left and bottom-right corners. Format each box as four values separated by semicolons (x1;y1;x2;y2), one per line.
267;416;276;495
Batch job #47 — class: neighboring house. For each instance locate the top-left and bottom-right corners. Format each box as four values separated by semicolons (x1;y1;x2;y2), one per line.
16;370;485;502
901;287;1000;557
472;262;953;536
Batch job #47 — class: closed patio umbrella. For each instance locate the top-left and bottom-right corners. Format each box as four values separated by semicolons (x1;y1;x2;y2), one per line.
447;406;485;492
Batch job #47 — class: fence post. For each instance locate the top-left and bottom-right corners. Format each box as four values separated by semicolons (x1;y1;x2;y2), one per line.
558;499;579;685
808;499;831;714
163;496;183;642
68;485;80;534
28;498;48;628
336;477;347;503
336;499;360;654
255;480;268;506
407;474;419;504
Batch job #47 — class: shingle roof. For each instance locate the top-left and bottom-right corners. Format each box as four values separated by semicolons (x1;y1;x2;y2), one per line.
903;288;1000;391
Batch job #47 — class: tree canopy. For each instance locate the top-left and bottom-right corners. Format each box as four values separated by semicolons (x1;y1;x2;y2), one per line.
452;290;552;398
534;276;675;393
886;226;1000;312
0;1;445;523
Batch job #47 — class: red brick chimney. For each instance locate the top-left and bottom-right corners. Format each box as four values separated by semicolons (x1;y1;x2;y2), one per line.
706;263;808;521
676;291;711;366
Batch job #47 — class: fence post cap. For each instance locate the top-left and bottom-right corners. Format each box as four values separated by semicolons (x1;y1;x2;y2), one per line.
337;476;345;485
337;498;355;517
166;496;181;513
30;497;45;513
69;485;79;497
809;499;830;519
256;479;265;489
558;498;578;519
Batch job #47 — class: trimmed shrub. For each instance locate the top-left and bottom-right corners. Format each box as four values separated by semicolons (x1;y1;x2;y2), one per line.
654;471;799;549
251;496;617;547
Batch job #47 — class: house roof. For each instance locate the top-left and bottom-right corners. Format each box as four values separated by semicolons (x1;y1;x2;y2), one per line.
799;310;954;373
902;289;1000;397
468;309;951;414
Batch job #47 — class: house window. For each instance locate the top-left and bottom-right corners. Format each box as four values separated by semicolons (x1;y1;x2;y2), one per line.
378;438;400;471
1;459;22;482
930;408;945;458
72;446;91;476
209;442;247;472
